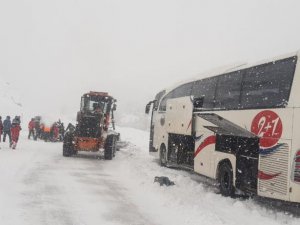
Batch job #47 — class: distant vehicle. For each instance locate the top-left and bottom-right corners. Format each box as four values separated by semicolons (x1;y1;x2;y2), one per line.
146;51;300;204
63;91;119;159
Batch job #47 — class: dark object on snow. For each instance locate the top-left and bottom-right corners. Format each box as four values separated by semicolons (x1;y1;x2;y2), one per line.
154;176;175;186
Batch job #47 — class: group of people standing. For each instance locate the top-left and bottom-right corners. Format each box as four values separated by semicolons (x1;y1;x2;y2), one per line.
0;115;66;149
0;116;22;149
28;118;65;142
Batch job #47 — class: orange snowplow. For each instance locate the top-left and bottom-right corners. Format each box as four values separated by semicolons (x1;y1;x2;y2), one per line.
63;91;119;159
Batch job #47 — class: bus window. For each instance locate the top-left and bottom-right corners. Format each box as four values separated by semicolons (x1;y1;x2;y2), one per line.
154;90;166;110
159;91;174;111
172;82;194;98
215;71;243;110
240;57;297;109
192;77;217;110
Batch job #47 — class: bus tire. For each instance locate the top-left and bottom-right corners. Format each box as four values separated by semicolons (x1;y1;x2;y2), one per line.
218;162;235;197
160;145;167;167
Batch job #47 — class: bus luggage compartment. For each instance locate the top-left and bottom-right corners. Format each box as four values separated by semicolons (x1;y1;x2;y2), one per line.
196;113;259;194
216;134;259;194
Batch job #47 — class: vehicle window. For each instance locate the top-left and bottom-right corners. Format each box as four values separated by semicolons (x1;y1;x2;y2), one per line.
80;97;85;111
159;91;173;111
172;82;193;98
215;71;243;110
240;57;297;109
103;102;108;113
154;90;166;110
88;100;100;111
192;77;217;110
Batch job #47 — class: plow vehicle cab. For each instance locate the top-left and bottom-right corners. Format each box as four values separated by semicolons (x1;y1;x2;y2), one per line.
63;91;119;159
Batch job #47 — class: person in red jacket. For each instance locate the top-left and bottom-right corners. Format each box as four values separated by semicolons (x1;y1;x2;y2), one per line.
11;118;21;149
28;118;35;139
53;123;59;141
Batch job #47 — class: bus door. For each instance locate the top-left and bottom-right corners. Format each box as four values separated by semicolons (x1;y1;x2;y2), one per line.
146;100;157;152
166;97;194;167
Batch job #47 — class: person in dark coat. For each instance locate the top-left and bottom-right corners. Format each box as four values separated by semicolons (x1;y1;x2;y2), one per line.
3;116;12;144
59;122;65;141
0;116;3;143
34;118;41;141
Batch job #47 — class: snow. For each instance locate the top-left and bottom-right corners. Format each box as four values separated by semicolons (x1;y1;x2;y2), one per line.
112;127;300;225
0;127;299;225
0;79;24;119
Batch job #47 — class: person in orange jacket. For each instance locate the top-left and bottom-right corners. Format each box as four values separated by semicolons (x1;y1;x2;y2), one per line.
43;125;51;142
11;118;21;149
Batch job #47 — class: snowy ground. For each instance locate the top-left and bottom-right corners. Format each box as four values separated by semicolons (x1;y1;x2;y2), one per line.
0;127;299;225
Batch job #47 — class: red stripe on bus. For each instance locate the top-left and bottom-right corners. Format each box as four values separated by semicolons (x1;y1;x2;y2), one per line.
194;136;216;158
258;171;281;180
186;119;192;132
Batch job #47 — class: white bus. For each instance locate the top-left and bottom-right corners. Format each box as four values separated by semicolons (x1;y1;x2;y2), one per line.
145;52;300;203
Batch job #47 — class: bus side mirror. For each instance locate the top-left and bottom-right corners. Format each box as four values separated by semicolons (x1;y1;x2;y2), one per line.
112;104;117;111
194;97;204;109
145;102;152;114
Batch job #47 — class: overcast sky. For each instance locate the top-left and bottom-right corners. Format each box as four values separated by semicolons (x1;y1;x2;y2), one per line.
1;0;300;121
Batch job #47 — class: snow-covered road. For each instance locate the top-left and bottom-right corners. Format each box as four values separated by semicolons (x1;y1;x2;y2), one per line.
0;127;299;225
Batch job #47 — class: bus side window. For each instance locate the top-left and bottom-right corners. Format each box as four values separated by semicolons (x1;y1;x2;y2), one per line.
159;91;173;111
240;57;296;109
154;90;166;111
192;78;217;110
215;71;243;110
173;82;193;98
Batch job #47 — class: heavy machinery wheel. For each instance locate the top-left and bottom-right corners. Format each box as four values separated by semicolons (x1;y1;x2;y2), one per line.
218;162;235;197
63;133;74;157
104;135;116;160
116;133;121;151
63;142;72;157
160;145;167;167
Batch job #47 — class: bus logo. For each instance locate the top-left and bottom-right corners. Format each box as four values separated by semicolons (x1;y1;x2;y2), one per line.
251;110;283;148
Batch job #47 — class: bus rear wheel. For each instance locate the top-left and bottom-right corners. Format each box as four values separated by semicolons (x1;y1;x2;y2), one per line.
218;162;235;197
